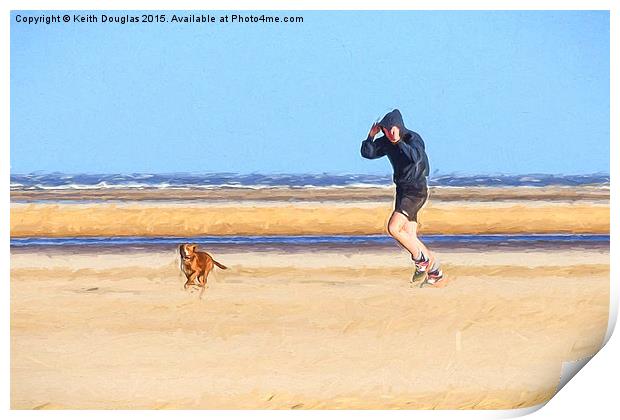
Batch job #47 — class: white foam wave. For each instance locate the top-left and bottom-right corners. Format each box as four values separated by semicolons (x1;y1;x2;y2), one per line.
10;182;393;191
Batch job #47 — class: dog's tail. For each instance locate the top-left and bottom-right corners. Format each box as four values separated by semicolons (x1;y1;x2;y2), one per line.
213;259;228;270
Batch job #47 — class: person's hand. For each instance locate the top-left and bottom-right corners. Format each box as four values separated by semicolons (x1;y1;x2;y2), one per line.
368;122;381;139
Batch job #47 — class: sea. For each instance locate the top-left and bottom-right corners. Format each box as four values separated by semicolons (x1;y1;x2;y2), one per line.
9;172;610;190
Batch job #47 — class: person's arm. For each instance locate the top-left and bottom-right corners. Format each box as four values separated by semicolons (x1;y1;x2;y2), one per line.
395;139;420;162
361;135;388;159
361;122;387;159
398;133;430;179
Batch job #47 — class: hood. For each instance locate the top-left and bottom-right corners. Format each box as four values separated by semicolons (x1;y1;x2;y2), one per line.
379;109;407;132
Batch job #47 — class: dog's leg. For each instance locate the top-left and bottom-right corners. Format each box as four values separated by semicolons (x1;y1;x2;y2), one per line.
198;272;209;299
196;273;205;287
184;272;199;290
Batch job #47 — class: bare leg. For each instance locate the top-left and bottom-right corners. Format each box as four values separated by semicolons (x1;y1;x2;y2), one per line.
387;211;424;259
402;220;431;261
405;220;442;275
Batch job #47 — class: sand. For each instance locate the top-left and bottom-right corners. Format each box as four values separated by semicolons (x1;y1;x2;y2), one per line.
10;244;609;409
11;186;609;237
9;185;610;202
10;185;611;409
10;185;610;237
9;200;609;237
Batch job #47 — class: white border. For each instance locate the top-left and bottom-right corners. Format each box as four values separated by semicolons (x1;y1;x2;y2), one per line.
2;1;616;419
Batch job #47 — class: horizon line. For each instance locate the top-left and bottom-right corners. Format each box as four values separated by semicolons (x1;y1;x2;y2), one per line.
9;171;612;177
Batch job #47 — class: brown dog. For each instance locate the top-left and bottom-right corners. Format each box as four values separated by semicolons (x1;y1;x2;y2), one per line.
179;244;227;294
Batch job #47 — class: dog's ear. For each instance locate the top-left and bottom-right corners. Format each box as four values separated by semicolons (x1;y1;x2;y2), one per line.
179;244;186;257
190;244;198;252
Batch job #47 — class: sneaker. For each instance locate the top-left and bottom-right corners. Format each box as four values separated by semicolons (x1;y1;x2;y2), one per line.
410;266;427;283
412;252;433;273
420;268;449;288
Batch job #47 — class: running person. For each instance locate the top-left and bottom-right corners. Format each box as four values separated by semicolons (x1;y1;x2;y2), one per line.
361;109;445;286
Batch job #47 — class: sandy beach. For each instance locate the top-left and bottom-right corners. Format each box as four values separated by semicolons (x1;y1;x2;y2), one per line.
9;185;610;202
10;184;610;409
9;186;610;237
11;243;609;409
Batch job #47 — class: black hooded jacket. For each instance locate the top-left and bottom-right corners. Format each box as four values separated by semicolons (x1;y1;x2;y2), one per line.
360;109;430;189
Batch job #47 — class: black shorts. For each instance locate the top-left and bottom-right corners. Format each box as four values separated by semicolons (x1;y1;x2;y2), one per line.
394;184;428;222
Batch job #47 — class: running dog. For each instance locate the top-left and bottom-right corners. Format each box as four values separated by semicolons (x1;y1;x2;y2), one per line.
179;244;228;294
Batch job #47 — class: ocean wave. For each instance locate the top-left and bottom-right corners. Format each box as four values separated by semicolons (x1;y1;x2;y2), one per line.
9;172;610;190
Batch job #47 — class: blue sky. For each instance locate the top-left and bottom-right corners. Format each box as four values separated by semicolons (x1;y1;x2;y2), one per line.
10;10;609;175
